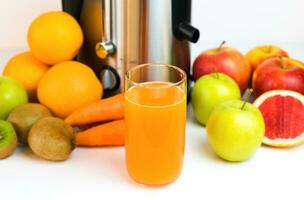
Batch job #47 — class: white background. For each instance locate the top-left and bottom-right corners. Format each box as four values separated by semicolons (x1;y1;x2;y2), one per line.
1;1;304;200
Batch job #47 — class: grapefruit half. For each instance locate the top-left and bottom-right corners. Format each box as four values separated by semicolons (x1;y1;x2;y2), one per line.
253;90;304;147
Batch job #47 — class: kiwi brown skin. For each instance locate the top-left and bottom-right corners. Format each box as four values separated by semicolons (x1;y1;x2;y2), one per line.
0;121;17;159
28;117;75;161
7;103;52;145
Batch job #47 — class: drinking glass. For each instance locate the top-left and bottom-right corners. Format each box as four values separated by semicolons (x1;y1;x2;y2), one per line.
124;63;187;185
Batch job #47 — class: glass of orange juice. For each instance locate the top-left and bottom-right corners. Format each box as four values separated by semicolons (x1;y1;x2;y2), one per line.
125;63;187;186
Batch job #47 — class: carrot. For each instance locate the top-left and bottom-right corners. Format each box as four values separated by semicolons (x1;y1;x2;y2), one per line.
65;93;124;126
76;120;125;146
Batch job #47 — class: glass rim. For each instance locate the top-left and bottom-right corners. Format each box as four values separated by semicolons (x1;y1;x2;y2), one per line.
125;63;187;88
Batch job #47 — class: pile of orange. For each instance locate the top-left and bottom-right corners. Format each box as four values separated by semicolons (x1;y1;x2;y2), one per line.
3;11;103;118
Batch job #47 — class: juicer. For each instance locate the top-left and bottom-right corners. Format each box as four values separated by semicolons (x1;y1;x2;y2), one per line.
62;0;200;96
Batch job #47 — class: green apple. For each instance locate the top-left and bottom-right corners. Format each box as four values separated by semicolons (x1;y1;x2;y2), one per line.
0;76;28;119
206;99;265;162
191;73;241;125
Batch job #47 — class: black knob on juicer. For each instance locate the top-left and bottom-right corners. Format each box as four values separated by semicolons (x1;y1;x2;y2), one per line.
172;0;200;43
178;22;200;43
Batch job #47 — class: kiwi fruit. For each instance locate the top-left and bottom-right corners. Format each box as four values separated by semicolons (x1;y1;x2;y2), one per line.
28;117;75;161
7;103;52;144
0;120;17;159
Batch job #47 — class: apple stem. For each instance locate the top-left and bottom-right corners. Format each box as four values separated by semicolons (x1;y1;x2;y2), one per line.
241;89;253;110
278;56;287;69
212;66;219;79
218;40;226;51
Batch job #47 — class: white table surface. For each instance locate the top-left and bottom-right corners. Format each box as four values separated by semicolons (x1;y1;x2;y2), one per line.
1;47;304;200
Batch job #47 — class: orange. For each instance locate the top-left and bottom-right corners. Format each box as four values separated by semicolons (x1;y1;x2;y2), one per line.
37;61;103;118
27;11;83;65
253;90;304;147
3;51;49;101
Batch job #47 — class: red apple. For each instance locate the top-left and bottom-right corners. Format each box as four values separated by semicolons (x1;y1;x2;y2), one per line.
252;57;304;96
245;45;289;71
193;41;251;93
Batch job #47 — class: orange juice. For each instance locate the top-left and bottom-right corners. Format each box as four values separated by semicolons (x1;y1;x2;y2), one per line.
125;81;186;185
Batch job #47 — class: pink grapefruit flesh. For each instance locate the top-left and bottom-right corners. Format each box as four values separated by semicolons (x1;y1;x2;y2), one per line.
254;90;304;147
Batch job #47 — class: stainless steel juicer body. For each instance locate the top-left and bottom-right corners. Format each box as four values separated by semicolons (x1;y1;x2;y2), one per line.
62;0;199;96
